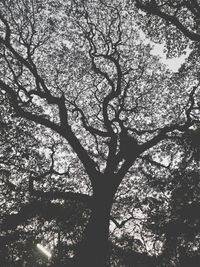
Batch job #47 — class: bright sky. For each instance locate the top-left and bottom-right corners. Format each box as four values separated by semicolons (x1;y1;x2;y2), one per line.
138;29;190;72
151;43;190;72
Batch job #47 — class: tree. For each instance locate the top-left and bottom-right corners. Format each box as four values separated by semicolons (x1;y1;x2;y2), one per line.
1;0;200;266
134;0;200;56
132;1;200;265
142;163;200;266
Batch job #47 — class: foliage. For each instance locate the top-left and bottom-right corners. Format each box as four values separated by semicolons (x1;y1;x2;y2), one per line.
133;0;200;57
1;0;200;266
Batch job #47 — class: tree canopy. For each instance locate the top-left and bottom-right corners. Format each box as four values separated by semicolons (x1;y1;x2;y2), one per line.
1;0;200;266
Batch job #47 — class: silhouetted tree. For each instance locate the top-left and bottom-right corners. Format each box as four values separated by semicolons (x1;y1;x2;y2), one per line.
1;0;200;266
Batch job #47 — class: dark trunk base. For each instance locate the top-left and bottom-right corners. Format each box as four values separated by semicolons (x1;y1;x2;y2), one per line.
72;193;113;267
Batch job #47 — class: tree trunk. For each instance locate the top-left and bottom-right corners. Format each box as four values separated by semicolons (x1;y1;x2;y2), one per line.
73;187;114;267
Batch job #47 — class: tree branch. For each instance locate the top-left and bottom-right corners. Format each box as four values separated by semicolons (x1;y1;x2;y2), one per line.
0;201;78;231
135;0;200;41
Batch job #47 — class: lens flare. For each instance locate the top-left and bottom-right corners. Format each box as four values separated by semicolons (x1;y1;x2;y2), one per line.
37;244;52;259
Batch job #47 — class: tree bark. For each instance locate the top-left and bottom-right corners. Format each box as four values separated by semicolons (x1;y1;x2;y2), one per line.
73;185;115;267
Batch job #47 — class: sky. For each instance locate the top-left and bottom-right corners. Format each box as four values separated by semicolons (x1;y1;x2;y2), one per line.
151;43;190;72
138;28;190;72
